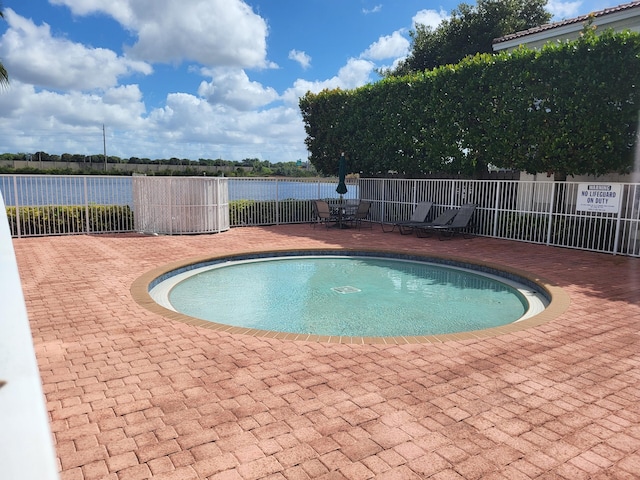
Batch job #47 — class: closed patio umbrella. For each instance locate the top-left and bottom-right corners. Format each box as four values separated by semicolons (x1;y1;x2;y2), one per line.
336;153;347;196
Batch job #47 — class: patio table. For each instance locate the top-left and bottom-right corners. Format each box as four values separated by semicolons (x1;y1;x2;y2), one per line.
330;203;358;229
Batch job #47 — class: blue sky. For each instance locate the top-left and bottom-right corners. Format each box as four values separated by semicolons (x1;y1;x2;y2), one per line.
0;0;613;162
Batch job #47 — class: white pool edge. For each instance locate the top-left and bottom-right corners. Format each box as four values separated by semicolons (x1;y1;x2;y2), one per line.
150;254;549;328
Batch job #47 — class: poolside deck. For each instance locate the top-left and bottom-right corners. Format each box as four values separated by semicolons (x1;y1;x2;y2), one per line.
13;224;640;480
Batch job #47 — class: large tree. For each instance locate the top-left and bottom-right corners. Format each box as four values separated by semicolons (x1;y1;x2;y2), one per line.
0;6;8;86
390;0;551;75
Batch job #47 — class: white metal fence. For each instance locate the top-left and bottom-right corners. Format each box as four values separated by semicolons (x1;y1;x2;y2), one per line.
359;178;640;257
132;177;230;235
2;174;639;257
227;177;359;226
0;175;135;236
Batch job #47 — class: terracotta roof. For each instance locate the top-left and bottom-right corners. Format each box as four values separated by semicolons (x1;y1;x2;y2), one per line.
493;0;640;44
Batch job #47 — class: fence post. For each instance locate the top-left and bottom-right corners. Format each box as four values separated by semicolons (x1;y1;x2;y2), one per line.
613;196;623;255
449;179;456;207
381;179;386;224
216;178;222;233
545;182;556;246
84;177;90;233
169;178;174;235
275;179;280;225
412;179;417;208
12;175;21;238
492;181;501;238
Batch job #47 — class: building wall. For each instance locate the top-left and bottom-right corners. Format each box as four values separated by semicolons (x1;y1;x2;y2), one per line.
493;4;640;51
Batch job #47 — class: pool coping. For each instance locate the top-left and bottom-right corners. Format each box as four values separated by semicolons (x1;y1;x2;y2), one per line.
130;248;571;344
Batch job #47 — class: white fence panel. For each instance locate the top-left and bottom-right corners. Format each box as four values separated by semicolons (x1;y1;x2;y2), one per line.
133;177;229;235
228;177;358;225
360;178;640;257
0;175;134;237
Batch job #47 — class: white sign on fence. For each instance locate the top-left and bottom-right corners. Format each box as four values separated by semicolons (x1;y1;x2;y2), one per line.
576;183;622;213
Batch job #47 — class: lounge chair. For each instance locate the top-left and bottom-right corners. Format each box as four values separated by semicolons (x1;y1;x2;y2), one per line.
414;208;460;238
347;201;372;229
312;200;338;228
417;204;476;239
382;201;433;234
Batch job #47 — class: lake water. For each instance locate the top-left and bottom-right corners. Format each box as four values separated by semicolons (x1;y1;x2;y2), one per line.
228;179;358;202
0;175;358;207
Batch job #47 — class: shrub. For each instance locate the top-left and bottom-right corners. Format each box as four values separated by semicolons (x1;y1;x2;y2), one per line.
5;205;134;236
230;199;313;225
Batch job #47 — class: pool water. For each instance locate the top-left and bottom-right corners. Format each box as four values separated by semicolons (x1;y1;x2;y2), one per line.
158;256;536;337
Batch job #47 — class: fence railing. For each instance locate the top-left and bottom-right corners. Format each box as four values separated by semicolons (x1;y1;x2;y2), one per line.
227;177;359;225
359;178;640;257
0;175;135;236
2;174;639;257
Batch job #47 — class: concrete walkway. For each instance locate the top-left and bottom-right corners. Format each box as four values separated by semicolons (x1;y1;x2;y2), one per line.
13;225;640;479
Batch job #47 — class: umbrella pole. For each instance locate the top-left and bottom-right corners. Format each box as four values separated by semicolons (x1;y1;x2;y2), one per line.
336;152;348;227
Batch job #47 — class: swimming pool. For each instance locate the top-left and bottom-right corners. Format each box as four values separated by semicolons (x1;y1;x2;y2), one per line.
146;251;549;339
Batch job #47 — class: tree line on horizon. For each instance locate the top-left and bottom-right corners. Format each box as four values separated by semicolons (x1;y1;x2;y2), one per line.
0;153;317;177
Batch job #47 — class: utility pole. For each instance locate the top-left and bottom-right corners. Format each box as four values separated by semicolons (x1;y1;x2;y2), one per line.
103;124;107;171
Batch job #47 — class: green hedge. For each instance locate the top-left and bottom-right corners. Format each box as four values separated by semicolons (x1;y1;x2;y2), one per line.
6;205;134;236
300;30;640;178
230;199;313;225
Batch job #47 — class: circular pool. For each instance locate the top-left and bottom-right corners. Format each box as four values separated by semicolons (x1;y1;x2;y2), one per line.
144;251;550;339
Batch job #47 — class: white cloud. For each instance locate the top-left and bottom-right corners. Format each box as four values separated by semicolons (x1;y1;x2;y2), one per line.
197;68;279;110
361;31;410;61
363;5;383;14
337;58;377;88
0;9;152;91
6;82;145;127
49;0;134;24
102;84;145;110
281;58;375;105
0;79;148;155
0;25;311;161
413;9;449;29
547;0;583;19
146;93;305;159
288;50;312;69
0;79;304;160
50;0;271;68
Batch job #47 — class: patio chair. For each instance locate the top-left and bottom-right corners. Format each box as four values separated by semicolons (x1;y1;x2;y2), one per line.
347;201;372;229
414;208;460;238
312;200;338;228
418;204;477;239
382;201;433;234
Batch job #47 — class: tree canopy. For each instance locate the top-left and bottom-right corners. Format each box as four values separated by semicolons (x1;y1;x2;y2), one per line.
389;0;551;75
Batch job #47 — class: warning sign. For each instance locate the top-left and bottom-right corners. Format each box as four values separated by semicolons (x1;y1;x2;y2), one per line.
576;184;622;213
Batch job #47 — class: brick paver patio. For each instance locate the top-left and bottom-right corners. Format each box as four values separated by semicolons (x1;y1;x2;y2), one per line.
13;224;640;479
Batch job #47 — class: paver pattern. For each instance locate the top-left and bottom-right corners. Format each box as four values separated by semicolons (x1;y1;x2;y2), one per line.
13;224;640;479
